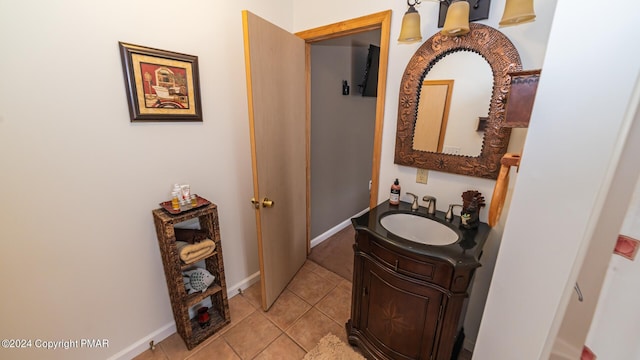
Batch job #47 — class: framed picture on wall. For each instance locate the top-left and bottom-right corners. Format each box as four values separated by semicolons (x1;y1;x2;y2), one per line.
119;42;203;122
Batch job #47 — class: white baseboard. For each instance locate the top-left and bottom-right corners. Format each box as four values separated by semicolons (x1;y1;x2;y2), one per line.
111;271;261;360
310;208;369;248
107;322;176;360
226;271;261;298
463;337;475;352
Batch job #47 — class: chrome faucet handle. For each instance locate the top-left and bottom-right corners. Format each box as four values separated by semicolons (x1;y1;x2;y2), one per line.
446;204;463;222
422;195;437;215
406;192;419;211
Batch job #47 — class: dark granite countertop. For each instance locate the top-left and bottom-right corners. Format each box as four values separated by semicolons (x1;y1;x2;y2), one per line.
351;200;490;268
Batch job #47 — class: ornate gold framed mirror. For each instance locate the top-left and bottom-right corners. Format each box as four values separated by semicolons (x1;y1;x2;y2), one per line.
394;23;522;179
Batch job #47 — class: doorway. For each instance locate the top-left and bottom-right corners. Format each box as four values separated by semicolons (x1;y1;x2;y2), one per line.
547;74;640;359
308;30;380;242
296;10;391;252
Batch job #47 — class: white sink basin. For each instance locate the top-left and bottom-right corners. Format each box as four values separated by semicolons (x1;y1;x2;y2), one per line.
380;213;459;246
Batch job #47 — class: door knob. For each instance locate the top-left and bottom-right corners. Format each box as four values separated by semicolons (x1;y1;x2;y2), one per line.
250;198;260;209
262;197;274;208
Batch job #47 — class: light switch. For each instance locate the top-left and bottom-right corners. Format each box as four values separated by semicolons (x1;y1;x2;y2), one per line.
416;169;428;184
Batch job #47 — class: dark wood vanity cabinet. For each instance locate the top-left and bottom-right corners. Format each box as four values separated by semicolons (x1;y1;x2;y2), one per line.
347;205;487;360
356;256;444;359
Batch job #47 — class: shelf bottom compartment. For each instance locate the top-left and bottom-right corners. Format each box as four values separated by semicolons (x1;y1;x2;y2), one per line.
186;306;230;349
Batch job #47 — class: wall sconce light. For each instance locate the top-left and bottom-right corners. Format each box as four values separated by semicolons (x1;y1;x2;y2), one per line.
398;0;423;43
399;0;478;41
499;0;536;26
441;0;471;36
438;0;491;28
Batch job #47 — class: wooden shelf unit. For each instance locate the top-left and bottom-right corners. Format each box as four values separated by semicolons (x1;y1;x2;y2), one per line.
152;202;230;350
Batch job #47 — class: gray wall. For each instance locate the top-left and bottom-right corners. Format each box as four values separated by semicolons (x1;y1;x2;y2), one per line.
310;32;379;238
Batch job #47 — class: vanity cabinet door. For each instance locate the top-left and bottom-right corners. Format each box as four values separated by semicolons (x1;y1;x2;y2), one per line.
361;258;444;360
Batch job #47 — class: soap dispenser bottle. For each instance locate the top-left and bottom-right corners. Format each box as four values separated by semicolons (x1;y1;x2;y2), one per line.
389;178;401;205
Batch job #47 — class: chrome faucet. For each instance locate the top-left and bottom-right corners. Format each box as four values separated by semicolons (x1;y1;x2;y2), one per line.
422;195;437;215
406;192;419;211
446;204;463;222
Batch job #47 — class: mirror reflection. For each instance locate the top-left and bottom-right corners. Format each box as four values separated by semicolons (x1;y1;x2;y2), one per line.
413;51;493;157
413;80;452;153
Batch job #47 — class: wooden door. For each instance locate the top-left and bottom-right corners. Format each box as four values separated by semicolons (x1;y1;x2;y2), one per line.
242;11;307;310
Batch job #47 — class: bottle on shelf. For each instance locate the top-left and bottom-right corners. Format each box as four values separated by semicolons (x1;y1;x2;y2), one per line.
390;178;401;205
171;191;180;211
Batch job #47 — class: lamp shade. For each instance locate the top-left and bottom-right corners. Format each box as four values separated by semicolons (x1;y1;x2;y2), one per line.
398;5;422;43
441;1;470;36
499;0;536;26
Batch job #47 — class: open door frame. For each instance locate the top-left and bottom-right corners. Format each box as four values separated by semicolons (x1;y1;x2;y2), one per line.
295;10;391;254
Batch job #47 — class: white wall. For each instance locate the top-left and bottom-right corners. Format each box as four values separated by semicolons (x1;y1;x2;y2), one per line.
0;1;291;359
473;0;640;358
293;0;558;349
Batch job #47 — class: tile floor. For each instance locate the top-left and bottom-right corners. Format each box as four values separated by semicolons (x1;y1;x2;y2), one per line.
134;259;472;360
